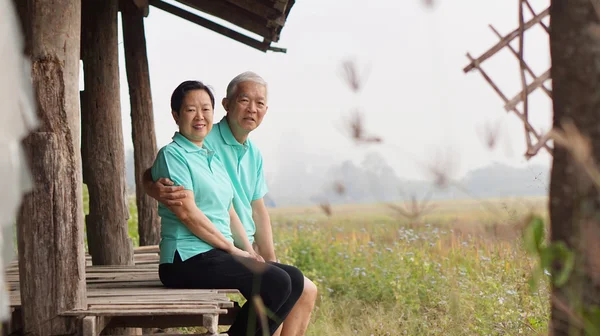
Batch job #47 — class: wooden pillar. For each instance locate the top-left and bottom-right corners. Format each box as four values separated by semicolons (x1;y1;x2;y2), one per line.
81;0;134;266
121;0;160;246
549;0;600;335
15;0;87;334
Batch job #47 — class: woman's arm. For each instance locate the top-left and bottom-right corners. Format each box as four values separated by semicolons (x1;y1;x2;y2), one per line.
151;148;250;257
168;191;233;251
169;192;251;258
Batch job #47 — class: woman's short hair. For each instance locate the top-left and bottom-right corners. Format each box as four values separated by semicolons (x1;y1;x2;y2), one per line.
170;80;215;114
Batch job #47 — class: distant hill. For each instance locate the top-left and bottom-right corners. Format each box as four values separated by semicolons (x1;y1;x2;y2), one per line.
267;151;549;207
125;149;550;207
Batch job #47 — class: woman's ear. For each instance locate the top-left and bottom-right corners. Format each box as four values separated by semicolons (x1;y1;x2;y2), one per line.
171;110;179;124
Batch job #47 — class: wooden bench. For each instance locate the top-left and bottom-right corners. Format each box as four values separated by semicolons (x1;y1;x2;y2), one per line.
4;246;241;336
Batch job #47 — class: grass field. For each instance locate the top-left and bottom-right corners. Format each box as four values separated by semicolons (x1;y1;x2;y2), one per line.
98;192;552;335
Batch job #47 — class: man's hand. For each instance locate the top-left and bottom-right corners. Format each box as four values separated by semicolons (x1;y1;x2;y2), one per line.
149;177;187;206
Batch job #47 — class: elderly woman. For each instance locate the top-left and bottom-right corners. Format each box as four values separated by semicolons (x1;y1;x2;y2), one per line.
152;80;303;336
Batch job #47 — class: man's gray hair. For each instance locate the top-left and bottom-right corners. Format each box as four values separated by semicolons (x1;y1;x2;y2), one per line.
226;71;268;100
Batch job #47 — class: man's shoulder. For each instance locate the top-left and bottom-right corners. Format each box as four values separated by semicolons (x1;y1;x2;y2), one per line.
246;139;263;160
204;125;224;149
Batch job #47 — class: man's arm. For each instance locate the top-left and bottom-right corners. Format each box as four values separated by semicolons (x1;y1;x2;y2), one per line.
229;206;263;262
252;198;276;262
142;167;187;206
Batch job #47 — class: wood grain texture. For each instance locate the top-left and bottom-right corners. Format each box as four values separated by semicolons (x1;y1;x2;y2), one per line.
15;0;86;334
81;0;134;267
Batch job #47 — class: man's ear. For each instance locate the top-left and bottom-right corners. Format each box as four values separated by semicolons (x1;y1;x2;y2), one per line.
171;110;179;124
221;98;229;112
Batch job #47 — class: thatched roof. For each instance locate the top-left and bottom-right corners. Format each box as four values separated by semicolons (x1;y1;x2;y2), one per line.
148;0;296;53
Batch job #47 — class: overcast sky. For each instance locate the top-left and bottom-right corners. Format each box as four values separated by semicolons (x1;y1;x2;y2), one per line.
112;0;553;181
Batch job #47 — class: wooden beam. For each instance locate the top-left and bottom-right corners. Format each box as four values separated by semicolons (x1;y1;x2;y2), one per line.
15;0;87;334
272;0;289;13
224;0;282;18
504;69;551;111
463;7;549;73
121;0;161;246
149;0;286;53
175;0;280;41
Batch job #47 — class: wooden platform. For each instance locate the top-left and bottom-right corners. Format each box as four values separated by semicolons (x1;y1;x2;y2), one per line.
4;246;240;336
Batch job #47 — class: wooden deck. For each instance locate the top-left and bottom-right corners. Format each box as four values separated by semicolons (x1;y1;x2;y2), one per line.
4;246;240;336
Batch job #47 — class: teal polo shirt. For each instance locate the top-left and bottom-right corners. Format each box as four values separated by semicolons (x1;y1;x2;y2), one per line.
204;117;269;244
151;132;234;264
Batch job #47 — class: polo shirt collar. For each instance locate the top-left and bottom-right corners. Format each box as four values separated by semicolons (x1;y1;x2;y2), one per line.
172;132;213;155
218;117;246;147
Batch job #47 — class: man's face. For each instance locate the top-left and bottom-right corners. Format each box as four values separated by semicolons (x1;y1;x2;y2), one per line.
223;81;268;134
172;89;214;146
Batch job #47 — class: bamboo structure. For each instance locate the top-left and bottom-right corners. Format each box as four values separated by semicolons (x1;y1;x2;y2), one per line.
463;0;552;159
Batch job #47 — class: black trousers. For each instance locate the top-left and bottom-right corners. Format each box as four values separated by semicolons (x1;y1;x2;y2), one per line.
159;249;304;336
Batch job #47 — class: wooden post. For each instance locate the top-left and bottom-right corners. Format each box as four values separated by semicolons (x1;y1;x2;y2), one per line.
549;0;600;335
15;0;87;334
121;0;161;246
81;0;134;266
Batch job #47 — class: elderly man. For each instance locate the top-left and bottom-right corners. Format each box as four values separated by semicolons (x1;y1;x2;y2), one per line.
143;71;317;336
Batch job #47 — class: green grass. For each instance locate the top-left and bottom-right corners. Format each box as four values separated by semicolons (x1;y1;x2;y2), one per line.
87;187;550;335
267;198;549;336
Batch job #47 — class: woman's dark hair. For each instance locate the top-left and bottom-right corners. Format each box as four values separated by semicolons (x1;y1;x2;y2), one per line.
170;80;215;114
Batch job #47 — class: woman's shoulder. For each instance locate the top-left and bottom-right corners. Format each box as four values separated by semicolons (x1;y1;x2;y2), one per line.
157;141;185;156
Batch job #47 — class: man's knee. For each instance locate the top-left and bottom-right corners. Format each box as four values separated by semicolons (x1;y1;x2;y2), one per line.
301;277;318;305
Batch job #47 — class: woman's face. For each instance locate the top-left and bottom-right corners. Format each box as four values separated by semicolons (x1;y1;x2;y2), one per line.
172;89;214;146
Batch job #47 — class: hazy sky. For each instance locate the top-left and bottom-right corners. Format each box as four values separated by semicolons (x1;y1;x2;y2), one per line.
112;0;553;181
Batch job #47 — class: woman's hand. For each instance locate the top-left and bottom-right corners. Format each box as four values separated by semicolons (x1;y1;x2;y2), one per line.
229;247;252;259
229;247;264;262
248;249;265;263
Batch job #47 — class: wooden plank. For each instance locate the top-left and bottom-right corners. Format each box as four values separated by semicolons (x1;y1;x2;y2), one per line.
89;300;234;307
134;245;160;254
89;304;219;310
463;7;549;73
87;281;165;289
62;308;228;316
106;315;232;329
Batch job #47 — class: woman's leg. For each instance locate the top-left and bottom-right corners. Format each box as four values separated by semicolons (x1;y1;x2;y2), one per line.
158;250;300;336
